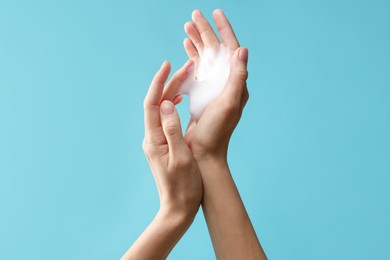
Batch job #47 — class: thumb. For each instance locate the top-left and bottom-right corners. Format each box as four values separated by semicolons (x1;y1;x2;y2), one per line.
160;100;186;152
224;47;249;98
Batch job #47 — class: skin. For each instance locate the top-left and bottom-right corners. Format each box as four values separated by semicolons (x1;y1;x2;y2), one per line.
165;9;267;259
121;60;203;260
122;9;266;260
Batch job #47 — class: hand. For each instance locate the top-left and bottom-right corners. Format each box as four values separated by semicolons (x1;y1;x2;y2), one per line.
160;10;265;260
142;60;203;217
122;60;203;260
163;9;249;162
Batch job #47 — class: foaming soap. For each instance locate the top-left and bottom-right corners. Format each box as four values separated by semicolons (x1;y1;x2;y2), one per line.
178;45;230;121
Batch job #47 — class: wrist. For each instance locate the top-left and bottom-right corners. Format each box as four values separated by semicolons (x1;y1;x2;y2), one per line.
159;191;201;221
188;140;229;165
193;153;228;169
158;205;196;230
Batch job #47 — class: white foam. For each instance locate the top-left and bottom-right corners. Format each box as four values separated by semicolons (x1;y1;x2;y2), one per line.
178;45;230;121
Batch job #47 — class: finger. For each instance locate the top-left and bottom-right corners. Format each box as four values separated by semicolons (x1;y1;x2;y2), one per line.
183;38;201;79
212;9;240;51
192;10;220;48
160;100;187;154
222;47;249;103
183;37;199;61
144;61;171;135
173;95;183;105
184;22;204;53
162;59;193;102
145;61;171;106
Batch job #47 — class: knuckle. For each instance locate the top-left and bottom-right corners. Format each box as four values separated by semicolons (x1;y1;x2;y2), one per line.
143;98;149;109
142;139;150;154
171;154;193;171
199;26;211;35
237;68;248;82
163;122;179;137
232;67;248;82
193;38;203;47
142;139;157;156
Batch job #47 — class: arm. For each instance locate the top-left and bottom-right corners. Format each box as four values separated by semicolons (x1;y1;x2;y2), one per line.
197;158;265;260
194;48;266;259
164;9;266;259
122;60;202;259
122;208;193;260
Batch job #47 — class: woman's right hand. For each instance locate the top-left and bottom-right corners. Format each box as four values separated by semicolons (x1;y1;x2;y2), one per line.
163;9;249;162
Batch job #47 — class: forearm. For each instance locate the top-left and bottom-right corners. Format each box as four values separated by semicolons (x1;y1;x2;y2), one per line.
197;157;266;260
121;208;193;260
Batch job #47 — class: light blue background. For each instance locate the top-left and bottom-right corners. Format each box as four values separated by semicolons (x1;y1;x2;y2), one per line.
1;0;389;259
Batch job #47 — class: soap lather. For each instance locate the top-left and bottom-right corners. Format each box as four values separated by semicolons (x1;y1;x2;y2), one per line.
178;45;230;121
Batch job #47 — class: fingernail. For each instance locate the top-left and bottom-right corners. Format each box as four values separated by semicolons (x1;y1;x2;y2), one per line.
161;101;174;115
214;9;223;15
238;48;248;64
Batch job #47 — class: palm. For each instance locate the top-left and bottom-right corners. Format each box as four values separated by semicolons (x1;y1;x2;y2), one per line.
182;10;241;154
160;10;246;157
